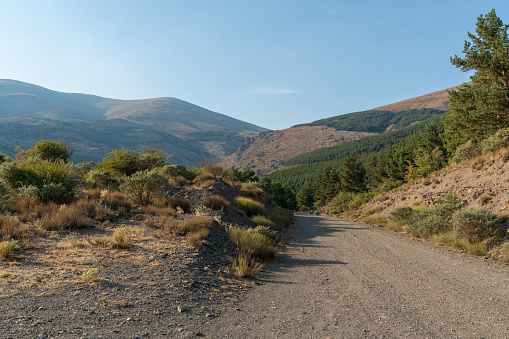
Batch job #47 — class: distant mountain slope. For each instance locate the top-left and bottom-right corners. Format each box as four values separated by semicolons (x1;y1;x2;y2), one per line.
224;126;373;175
371;85;458;112
0;79;266;165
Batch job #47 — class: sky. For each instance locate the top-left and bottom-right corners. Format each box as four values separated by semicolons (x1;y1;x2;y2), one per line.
1;0;508;130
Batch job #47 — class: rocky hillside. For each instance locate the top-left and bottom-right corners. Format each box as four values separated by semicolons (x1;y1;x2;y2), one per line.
358;149;509;217
0;79;266;165
224;126;373;175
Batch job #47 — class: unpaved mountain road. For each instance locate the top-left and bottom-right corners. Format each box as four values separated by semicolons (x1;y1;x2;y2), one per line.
205;213;509;338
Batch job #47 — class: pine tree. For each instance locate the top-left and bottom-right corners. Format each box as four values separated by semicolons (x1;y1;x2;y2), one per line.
340;154;366;193
444;9;509;151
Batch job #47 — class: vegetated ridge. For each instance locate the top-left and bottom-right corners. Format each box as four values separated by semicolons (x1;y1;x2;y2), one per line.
0;79;266;165
229;85;455;177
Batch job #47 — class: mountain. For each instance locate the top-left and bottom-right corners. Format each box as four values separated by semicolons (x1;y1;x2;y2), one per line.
0;79;266;165
228;85;455;176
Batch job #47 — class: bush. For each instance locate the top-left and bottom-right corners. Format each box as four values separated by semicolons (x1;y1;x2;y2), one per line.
163;196;192;213
84;169;113;188
390;206;414;221
232;253;263;278
480;128;509;154
252;225;279;241
268;206;293;230
110;228;132;249
38;203;91;230
228;226;276;260
98;148;165;177
24;138;72;162
120;169;168;205
234;197;265;217
0;240;20;260
452;208;498;243
451;140;481;164
39;182;74;203
328;191;354;214
0;159;76;202
100;191;133;211
407;204;456;237
162;164;193;180
250;215;276;228
202;195;229;210
0;215;24;240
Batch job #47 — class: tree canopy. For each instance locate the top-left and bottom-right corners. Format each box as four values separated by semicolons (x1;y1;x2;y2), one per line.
444;9;509;150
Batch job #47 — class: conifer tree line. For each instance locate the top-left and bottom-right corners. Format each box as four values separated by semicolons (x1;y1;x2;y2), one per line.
291;9;509;211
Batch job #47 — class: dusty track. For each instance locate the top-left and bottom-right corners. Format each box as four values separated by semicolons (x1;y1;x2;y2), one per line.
206;213;509;338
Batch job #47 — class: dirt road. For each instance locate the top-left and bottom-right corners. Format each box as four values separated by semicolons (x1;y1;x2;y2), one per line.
206;213;509;338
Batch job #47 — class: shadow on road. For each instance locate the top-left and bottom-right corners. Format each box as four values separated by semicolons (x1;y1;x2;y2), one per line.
256;213;352;283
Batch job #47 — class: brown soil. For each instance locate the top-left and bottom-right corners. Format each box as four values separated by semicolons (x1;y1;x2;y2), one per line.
359;150;509;217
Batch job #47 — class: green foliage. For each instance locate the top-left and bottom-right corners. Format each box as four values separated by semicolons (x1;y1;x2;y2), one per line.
479;127;509;154
234;197;265;217
120;169;168;205
227;226;276;260
23;138;73;162
296;185;314;211
268;206;294;231
250;215;276;228
390;206;414;221
0;158;76;203
314;167;341;204
162;164;193;180
451;140;481;164
444;190;462;210
98;148;164;177
82;268;100;282
0;239;20;260
327;191;355;215
259;177;296;209
251;225;279;241
300;108;445;133
340;154;366;193
84;169;114;188
407;205;456;238
444;9;509;151
451;207;498;243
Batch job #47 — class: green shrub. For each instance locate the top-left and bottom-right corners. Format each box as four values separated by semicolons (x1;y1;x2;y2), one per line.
0;239;20;260
250;215;276;228
268;206;293;231
0;159;76;202
451;140;481;164
234;197;265;217
98;148;165;177
228;226;276;260
407;204;456;237
39;182;74;203
451;208;498;243
162;164;193;180
480;128;509;154
252;225;279;241
390;206;414;221
84;169;113;188
120;169;168;205
110;228;132;249
24;138;72;162
328;191;355;214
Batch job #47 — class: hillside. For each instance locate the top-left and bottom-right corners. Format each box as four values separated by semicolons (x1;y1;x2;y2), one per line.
224;126;373;175
230;85;455;181
0;79;266;165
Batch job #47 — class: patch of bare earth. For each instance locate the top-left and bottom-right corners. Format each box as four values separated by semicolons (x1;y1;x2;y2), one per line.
359;150;509;217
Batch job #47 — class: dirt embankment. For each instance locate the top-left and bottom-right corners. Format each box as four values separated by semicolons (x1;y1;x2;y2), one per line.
360;151;509;217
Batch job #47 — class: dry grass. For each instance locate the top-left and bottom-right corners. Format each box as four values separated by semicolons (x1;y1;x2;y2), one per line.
162;197;192;213
203;195;230;210
38;203;92;230
0;240;20;260
110;228;132;249
232;253;263;278
100;191;133;211
160;216;213;246
234;197;265;217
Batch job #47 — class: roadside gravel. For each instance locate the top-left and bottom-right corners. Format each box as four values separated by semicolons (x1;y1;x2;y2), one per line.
206;213;509;338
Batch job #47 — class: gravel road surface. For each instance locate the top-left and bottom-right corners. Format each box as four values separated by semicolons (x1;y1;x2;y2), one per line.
206;213;509;338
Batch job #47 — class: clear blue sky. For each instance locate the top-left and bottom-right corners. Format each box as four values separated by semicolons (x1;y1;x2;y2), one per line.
1;0;508;130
